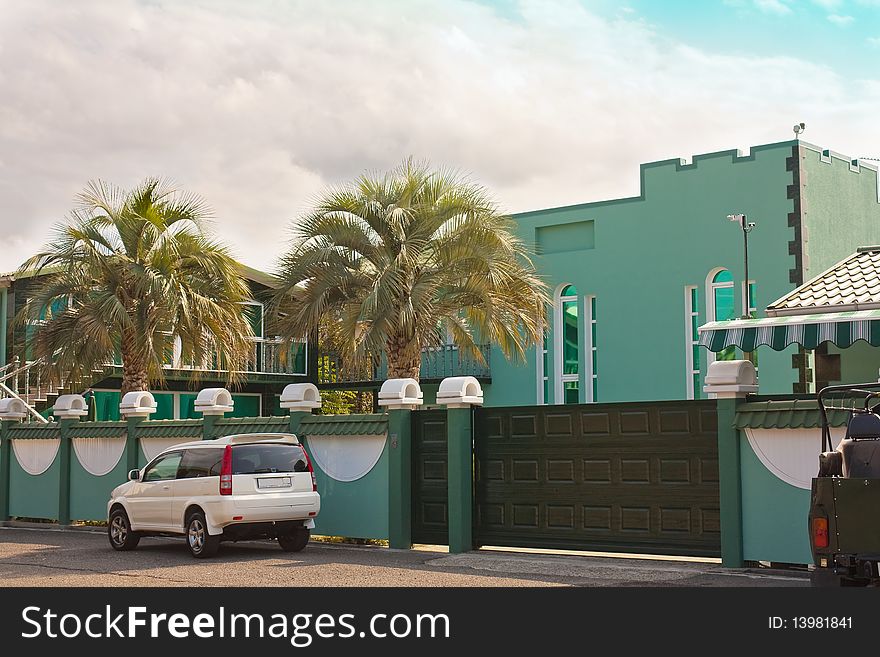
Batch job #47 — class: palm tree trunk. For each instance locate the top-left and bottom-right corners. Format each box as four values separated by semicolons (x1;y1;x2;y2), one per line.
387;335;421;380
120;328;149;396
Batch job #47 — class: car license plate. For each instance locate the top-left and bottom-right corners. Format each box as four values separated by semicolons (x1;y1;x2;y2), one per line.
258;477;291;489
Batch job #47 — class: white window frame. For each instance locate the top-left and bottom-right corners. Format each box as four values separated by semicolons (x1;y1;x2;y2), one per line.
586;295;597;403
536;313;549;405
554;284;580;405
684;286;700;400
705;268;733;371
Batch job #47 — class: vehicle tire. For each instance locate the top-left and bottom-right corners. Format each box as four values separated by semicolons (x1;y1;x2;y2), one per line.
186;511;220;558
278;528;310;552
108;508;140;551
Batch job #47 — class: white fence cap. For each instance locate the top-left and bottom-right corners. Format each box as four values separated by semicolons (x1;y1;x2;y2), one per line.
378;378;423;409
436;376;483;408
194;387;234;416
280;383;322;411
119;391;158;418
53;394;89;419
704;360;758;398
0;397;29;421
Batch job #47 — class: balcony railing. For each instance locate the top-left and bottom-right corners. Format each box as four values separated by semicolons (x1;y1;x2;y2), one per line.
106;337;309;377
245;337;308;376
318;344;491;386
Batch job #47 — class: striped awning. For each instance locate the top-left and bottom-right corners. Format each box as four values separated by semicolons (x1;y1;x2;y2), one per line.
698;309;880;352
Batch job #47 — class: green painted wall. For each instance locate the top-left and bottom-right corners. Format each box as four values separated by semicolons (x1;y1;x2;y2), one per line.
93;391;173;421
93;391;121;421
69;442;129;521
301;436;389;540
740;437;812;565
179;393;261;419
800;145;880;277
8;448;60;519
488;142;802;406
829;341;880;385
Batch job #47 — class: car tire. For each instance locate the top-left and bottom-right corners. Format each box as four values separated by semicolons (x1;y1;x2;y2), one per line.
108;508;140;551
278;528;310;552
186;510;220;558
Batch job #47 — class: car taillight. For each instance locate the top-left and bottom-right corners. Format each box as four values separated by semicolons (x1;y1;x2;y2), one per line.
300;447;318;492
220;445;233;496
812;516;829;549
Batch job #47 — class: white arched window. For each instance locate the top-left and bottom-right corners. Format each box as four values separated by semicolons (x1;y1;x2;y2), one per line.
554;284;580;404
706;268;736;366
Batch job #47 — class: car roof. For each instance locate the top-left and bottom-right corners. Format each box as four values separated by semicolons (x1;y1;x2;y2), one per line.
156;433;300;453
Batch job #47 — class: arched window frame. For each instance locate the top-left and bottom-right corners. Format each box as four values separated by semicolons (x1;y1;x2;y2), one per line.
705;267;736;372
553;283;582;405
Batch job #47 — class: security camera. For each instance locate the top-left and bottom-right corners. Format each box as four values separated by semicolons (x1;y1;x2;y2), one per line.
727;213;746;223
793;122;806;135
747;222;756;229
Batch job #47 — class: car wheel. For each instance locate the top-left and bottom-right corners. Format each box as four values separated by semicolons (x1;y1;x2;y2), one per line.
108;508;140;551
186;511;220;558
278;528;310;552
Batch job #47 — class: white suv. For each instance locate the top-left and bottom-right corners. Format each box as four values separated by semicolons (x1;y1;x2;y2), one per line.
107;433;321;558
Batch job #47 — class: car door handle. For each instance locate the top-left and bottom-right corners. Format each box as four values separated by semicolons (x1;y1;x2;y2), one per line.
162;485;170;490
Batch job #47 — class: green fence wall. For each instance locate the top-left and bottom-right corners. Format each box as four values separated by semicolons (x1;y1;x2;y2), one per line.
0;413;391;539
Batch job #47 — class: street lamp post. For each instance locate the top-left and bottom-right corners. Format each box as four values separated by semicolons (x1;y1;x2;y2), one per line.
727;213;756;319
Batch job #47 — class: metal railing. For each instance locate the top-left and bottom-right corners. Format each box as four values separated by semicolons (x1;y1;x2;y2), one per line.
161;337;308;376
0;357;56;423
318;344;491;385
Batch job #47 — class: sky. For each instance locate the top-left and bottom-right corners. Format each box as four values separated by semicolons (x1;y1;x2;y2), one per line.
1;0;878;272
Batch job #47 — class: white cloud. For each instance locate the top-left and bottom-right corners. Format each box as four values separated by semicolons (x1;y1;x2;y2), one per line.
0;0;878;273
753;0;793;15
813;0;842;9
868;36;880;46
827;13;856;24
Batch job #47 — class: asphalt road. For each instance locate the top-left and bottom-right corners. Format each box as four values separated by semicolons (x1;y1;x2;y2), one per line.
0;527;809;587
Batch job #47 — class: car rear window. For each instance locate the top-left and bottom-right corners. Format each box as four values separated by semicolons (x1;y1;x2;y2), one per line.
177;448;225;479
232;444;307;475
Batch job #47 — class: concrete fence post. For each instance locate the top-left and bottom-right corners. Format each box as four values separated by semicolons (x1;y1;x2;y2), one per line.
120;391;157;470
704;360;758;568
0;419;12;521
378;378;423;549
54;394;89;526
280;383;322;435
195;388;233;439
125;416;144;471
0;400;28;522
437;376;484;554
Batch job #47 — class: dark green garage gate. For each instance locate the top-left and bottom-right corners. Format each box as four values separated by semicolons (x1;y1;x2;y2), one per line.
472;401;721;557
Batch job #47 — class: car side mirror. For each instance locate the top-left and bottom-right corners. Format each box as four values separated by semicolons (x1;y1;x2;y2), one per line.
128;469;140;482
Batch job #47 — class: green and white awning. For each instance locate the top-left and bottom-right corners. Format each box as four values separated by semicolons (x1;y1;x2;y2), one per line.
698;309;880;352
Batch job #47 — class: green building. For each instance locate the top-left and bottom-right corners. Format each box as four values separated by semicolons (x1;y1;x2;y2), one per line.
476;139;880;407
308;139;880;406
0;264;316;420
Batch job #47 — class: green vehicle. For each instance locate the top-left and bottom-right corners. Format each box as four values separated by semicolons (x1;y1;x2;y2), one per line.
810;383;880;587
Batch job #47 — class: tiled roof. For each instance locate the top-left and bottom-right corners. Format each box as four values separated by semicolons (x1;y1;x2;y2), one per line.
735;400;850;429
300;414;387;436
136;420;204;438
767;247;880;316
6;423;61;439
208;415;290;439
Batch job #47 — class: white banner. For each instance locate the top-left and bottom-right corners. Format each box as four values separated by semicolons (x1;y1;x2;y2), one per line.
72;437;126;477
11;439;60;476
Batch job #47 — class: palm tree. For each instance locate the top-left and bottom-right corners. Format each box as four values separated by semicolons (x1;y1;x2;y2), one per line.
271;160;548;380
17;178;253;395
